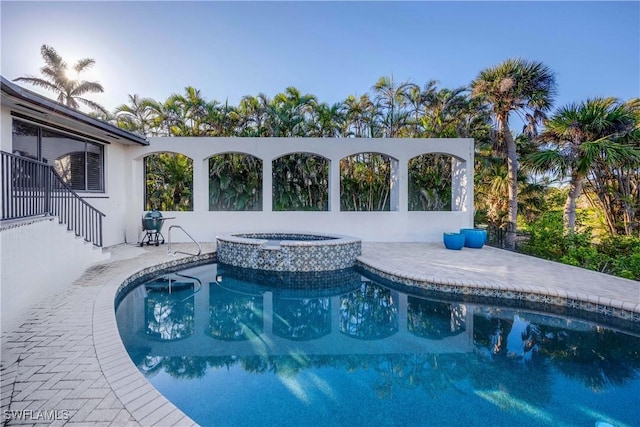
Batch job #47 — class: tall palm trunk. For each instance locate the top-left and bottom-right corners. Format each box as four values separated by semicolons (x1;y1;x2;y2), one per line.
564;174;583;234
501;119;518;250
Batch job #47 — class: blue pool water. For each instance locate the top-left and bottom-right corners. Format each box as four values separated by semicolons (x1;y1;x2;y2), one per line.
115;263;640;427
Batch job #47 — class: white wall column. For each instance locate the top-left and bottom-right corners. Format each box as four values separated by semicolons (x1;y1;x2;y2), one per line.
329;158;341;211
193;157;208;212
263;157;272;212
389;157;401;211
127;156;146;243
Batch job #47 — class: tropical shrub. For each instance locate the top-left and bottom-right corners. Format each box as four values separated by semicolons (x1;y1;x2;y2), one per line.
521;210;640;280
408;154;452;211
595;236;640;280
272;153;329;211
145;152;193;211
340;153;391;211
209;153;262;211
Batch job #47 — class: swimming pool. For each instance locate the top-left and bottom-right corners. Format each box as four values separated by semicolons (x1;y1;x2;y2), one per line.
115;263;640;427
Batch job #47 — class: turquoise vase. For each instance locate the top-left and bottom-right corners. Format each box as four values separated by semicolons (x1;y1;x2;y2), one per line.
459;228;487;248
443;232;465;250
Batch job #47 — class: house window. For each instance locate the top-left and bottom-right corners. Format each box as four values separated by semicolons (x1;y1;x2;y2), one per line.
12;119;105;192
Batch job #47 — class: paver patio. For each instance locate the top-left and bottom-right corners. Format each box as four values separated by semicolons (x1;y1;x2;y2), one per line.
1;242;638;426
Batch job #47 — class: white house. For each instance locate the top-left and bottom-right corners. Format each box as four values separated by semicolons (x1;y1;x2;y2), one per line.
0;77;148;332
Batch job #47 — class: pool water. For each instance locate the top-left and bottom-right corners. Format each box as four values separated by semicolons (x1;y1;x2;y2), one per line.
116;263;640;427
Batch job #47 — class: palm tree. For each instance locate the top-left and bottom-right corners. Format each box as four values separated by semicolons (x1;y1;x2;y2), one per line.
268;87;317;136
528;97;639;234
402;80;437;137
308;102;346;137
421;86;471;138
343;94;379;137
237;94;271;136
14;44;107;114
114;94;157;136
165;87;210;136
372;76;416;137
471;58;557;250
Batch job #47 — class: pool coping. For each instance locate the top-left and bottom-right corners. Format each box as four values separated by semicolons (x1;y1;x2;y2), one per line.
355;260;640;324
93;252;215;427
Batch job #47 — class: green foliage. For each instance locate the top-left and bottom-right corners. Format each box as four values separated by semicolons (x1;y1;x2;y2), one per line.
209;153;262;211
272;153;329;211
595;236;640;280
145;153;193;211
408;154;452;211
521;211;640;280
340;154;391;211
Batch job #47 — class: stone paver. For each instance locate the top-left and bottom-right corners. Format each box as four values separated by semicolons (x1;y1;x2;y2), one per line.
359;242;640;315
1;241;638;426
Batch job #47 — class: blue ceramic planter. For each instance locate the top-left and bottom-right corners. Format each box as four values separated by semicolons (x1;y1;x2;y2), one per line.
460;228;487;248
443;232;465;250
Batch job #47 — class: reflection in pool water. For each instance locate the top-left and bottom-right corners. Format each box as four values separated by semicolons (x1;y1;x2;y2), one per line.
116;263;640;427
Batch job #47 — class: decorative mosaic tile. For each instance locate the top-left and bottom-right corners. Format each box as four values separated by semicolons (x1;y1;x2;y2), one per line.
217;233;361;272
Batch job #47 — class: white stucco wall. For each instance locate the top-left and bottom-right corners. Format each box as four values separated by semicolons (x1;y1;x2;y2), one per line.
82;142;137;247
0;218;108;333
125;137;474;244
1;108;14;152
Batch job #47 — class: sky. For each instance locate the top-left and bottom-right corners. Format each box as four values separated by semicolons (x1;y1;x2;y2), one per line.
1;1;639;115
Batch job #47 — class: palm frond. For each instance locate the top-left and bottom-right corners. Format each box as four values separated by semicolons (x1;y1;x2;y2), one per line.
73;58;96;73
76;97;108;115
70;81;104;96
525;150;568;176
13;76;58;92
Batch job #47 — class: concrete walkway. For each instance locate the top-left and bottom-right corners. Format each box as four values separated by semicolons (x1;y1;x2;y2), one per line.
1;242;638;426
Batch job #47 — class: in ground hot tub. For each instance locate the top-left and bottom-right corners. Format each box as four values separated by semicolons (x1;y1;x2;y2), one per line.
216;232;362;272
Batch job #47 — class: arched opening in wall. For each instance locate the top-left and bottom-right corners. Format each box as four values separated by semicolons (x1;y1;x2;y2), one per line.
144;152;193;211
340;153;395;211
408;153;453;211
209;153;263;211
272;153;329;211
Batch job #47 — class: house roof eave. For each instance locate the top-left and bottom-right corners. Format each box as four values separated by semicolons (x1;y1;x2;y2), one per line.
1;76;149;146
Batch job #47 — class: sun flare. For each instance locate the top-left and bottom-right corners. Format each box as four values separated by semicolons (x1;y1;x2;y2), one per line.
64;68;79;81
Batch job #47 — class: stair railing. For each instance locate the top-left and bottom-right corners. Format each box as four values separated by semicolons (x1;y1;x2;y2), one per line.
1;151;105;247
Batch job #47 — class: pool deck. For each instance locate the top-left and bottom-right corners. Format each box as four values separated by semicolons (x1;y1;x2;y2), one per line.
1;242;639;426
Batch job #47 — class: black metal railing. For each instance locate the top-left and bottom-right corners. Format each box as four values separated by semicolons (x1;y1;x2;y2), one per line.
484;225;531;251
1;151;105;246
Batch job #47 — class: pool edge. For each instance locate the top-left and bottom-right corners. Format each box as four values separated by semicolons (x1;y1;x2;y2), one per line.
94;252;215;427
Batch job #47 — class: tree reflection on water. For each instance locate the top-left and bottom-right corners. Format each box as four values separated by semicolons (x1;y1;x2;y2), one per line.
128;279;640;409
144;283;194;341
339;281;398;339
208;285;263;341
273;296;331;340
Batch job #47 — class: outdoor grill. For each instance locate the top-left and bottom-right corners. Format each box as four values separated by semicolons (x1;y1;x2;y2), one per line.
140;210;166;246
